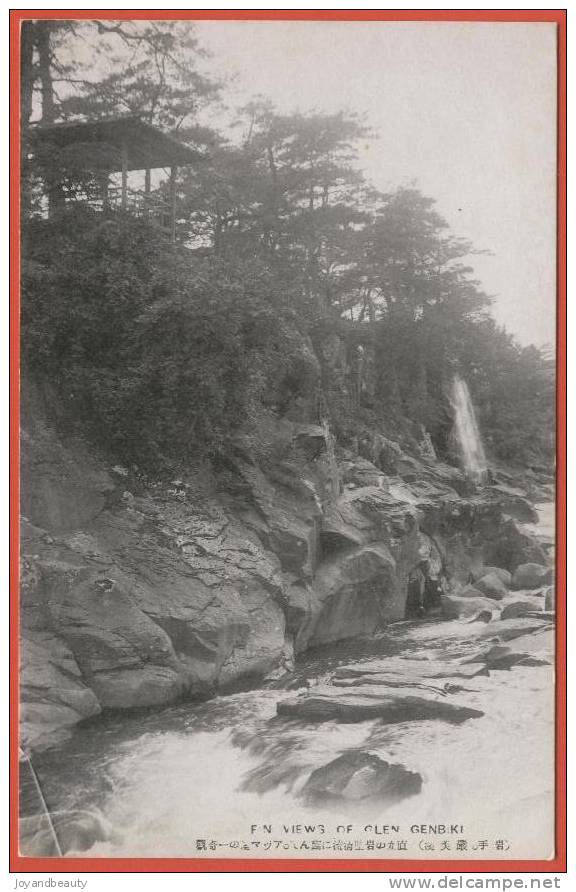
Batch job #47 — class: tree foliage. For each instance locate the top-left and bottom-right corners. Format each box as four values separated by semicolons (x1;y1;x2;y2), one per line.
20;22;555;472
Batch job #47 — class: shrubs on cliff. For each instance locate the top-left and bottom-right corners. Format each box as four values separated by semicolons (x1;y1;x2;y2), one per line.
21;210;317;469
21;195;554;473
21;130;554;474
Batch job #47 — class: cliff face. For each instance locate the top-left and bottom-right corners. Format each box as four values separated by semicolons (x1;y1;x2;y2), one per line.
19;409;551;752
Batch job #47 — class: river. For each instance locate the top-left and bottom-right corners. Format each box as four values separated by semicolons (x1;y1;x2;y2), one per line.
21;505;556;862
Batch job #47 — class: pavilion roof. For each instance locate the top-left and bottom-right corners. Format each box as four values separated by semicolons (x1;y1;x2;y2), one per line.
30;115;204;172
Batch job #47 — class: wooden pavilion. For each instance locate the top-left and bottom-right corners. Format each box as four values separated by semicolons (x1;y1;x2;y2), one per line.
29;115;203;240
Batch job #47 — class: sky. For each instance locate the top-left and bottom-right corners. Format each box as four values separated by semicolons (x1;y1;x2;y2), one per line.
194;21;557;348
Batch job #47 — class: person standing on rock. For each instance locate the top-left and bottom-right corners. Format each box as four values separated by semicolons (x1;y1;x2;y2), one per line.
406;560;428;618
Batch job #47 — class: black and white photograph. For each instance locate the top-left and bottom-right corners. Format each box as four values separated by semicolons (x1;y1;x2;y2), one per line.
16;14;561;864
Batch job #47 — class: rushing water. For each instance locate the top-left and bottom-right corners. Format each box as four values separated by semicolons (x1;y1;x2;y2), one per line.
23;507;555;862
451;376;487;483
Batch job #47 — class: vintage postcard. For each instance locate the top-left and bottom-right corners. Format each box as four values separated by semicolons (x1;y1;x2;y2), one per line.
10;9;566;872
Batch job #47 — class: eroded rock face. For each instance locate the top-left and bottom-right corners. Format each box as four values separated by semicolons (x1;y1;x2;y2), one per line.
20;631;101;751
227;457;322;579
21;504;289;717
20;428;297;742
19;413;550;749
20;420;415;746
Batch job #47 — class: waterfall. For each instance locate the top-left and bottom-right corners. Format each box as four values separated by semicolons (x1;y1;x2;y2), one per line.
451;375;487;483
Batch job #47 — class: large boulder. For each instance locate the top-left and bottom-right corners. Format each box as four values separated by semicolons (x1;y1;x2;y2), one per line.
297;543;401;649
277;685;484;724
472;566;512;587
512;563;553;590
300;752;422;804
474;571;508;601
500;601;540;620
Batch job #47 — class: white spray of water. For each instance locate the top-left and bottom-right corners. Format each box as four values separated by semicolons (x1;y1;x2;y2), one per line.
451;376;487;483
76;664;554;860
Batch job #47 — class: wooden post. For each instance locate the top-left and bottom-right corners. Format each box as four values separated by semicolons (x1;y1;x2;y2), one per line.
121;143;128;211
144;168;151;218
169;165;177;243
100;173;110;212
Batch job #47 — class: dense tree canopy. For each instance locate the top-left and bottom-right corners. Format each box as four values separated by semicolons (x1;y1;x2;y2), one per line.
20;21;555;473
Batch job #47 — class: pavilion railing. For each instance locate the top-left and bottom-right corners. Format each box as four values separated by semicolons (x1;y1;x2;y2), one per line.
36;179;180;242
82;184;173;221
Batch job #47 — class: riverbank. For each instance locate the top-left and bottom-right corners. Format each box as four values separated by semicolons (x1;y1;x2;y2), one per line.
22;600;554;860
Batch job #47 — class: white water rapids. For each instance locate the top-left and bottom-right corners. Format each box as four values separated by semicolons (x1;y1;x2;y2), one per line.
38;658;553;860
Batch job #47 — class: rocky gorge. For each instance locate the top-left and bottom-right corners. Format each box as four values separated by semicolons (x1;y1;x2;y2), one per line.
20;398;555;756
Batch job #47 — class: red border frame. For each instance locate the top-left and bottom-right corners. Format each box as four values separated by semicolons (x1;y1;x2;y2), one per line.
9;8;567;874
